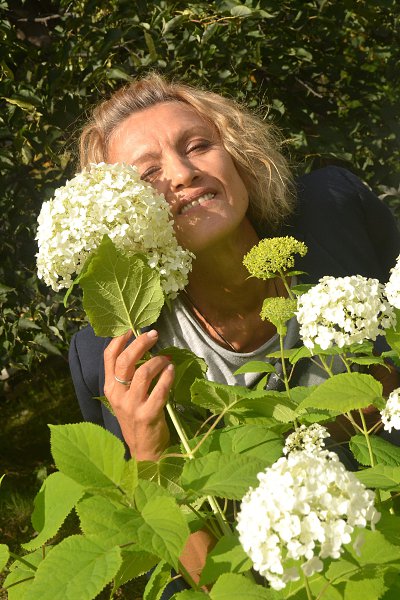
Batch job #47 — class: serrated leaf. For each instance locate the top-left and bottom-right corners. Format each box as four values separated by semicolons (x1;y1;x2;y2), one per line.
133;496;190;570
112;547;158;590
298;372;383;413
350;434;400;467
77;496;133;545
191;380;297;423
79;236;164;336
233;361;275;375
143;560;172;600
189;424;283;464
181;451;266;499
138;455;185;497
0;543;9;573
23;472;84;551
23;535;121;600
346;527;400;565
159;347;207;405
4;548;50;599
49;422;127;490
199;535;252;586
355;465;400;490
210;572;276;599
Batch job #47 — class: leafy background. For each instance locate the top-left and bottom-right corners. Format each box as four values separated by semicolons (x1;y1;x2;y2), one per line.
0;0;399;595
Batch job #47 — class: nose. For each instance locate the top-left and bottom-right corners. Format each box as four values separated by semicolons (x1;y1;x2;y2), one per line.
164;152;198;193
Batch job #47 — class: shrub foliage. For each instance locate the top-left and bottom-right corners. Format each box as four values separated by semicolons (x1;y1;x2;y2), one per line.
1;0;399;378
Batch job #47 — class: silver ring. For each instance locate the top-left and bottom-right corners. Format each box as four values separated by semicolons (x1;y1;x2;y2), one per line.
114;375;132;386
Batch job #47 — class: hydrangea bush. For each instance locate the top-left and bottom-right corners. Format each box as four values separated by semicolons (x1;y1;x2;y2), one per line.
4;234;400;599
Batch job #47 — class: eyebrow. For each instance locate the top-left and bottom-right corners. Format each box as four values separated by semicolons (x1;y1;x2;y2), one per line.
131;124;216;164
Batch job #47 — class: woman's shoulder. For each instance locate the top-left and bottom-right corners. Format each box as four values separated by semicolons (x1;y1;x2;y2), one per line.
284;166;400;282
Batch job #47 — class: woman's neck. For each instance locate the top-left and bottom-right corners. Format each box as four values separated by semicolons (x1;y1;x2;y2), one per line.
183;219;284;352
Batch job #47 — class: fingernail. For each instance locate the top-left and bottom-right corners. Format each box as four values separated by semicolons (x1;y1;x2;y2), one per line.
164;355;173;360
147;329;158;339
165;364;174;373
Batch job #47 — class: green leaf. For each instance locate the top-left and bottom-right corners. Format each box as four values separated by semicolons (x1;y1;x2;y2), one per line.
189;424;283;465
144;31;158;61
159;347;207;405
298;372;383;413
181;451;266;499
49;423;127;490
355;465;400;490
230;6;253;17
79;236;164;336
172;592;207;599
233;361;276;375
23;472;84;551
143;560;172;600
191;380;297;423
0;543;9;573
4;548;50;600
120;456;138;501
350;434;400;467
138;455;185;497
346;527;400;565
77;496;133;545
112;547;158;590
132;496;190;570
199;535;252;586
210;572;276;599
23;535;122;600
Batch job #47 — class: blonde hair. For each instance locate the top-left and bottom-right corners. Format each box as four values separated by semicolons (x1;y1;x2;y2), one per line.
79;73;295;230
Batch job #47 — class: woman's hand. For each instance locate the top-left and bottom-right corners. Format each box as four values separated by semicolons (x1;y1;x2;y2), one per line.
103;329;174;461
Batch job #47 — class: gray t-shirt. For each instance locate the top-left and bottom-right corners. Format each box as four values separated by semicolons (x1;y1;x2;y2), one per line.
154;295;342;389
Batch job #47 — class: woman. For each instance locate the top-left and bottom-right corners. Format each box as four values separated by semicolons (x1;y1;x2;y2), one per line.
69;73;400;592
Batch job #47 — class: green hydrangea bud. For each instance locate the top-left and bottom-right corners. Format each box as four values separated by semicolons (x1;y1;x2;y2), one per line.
260;297;297;335
243;236;308;279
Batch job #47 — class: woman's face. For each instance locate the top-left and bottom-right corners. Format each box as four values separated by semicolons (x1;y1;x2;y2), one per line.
107;101;249;253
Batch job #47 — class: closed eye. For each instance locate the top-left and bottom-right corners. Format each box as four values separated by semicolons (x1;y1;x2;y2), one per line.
186;140;212;154
141;166;160;182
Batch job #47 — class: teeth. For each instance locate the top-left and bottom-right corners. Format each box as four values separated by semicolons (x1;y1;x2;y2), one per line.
181;193;215;215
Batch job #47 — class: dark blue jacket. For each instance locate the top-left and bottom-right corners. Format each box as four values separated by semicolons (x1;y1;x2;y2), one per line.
69;166;400;441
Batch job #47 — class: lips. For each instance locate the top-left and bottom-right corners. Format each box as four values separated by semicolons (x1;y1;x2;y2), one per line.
179;192;216;215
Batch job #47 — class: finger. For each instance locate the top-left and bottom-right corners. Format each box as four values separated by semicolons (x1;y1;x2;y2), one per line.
104;329;159;385
132;355;172;400
147;363;175;412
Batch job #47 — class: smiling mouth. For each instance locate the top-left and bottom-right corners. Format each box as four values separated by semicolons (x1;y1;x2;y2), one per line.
180;193;215;215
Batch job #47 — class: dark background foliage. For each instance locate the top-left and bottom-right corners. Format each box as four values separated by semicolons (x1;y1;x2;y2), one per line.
1;0;400;386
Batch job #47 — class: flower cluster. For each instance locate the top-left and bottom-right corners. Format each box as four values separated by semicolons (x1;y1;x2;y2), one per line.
236;449;379;590
296;275;396;350
36;162;194;298
381;388;400;433
243;236;308;280
385;254;400;309
283;424;330;455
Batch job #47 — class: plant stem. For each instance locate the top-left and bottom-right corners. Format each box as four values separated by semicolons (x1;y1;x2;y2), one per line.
165;402;232;537
304;573;314;600
8;552;37;571
358;408;382;506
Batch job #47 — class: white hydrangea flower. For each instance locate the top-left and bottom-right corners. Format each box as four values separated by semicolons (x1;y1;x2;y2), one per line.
236;449;380;590
380;388;400;433
36;162;194;298
295;275;396;350
283;424;330;455
385;254;400;309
